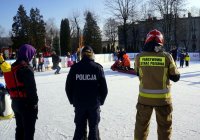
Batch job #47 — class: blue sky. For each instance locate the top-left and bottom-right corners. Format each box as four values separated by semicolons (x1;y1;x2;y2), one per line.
0;0;200;36
0;0;107;36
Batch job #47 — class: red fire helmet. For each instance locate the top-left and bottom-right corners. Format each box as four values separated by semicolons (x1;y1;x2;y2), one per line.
145;29;164;46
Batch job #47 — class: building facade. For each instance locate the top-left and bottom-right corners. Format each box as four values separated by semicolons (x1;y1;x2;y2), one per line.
118;13;200;53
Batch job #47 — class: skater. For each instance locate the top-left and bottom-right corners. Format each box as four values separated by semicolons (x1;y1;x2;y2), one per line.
185;52;190;67
38;53;44;72
134;29;180;140
65;46;108;140
66;52;73;67
44;57;50;71
121;53;131;70
3;44;38;140
51;51;61;74
71;51;77;64
32;54;37;71
179;51;185;68
170;45;177;64
118;48;126;61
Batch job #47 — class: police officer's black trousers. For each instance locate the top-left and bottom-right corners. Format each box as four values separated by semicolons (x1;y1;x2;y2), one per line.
73;106;100;140
12;101;38;140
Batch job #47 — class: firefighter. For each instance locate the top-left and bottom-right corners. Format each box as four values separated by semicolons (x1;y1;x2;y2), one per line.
134;29;180;140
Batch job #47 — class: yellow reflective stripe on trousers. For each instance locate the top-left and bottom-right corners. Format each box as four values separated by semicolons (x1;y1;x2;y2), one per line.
139;92;171;98
163;68;168;88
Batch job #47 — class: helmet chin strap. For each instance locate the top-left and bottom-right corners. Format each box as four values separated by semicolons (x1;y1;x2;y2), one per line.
154;46;162;52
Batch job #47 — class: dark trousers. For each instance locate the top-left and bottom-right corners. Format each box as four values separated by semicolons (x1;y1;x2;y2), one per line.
180;60;184;67
32;64;36;71
185;61;189;67
55;65;61;74
73;107;100;140
38;63;43;72
12;101;38;140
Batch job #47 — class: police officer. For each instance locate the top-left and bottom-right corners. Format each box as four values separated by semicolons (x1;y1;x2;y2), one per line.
65;46;108;140
134;29;180;140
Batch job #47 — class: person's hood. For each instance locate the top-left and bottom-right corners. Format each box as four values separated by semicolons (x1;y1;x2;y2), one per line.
17;44;36;62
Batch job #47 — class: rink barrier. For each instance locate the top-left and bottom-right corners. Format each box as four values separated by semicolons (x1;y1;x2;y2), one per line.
4;52;200;68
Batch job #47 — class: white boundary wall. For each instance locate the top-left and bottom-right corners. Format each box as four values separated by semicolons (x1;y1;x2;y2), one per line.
4;53;200;68
188;53;200;61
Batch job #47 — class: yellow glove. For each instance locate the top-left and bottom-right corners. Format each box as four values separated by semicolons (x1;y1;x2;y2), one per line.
0;54;5;64
1;62;11;72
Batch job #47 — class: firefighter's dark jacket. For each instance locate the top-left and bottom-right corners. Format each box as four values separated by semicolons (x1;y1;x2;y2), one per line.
65;57;108;108
11;60;38;106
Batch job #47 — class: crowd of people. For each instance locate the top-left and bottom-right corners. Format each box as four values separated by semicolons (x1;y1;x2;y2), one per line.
170;46;191;68
0;44;108;140
1;29;197;140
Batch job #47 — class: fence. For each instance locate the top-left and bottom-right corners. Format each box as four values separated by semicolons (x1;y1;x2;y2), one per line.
4;53;200;68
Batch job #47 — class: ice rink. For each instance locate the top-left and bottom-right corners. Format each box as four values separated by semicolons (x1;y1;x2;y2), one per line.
0;61;200;140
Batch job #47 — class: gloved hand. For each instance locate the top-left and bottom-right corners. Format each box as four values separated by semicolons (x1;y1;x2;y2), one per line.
0;54;5;64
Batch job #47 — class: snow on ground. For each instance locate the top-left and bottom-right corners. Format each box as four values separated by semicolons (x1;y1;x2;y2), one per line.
0;60;200;140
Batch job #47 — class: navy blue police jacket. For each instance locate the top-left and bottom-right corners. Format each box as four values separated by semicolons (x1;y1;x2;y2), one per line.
65;57;108;108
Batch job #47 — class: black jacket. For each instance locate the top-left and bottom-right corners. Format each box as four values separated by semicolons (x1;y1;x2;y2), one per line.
52;54;60;67
65;57;108;108
11;60;38;106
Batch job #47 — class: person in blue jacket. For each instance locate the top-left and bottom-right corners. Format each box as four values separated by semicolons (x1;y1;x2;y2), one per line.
179;51;185;68
65;46;108;140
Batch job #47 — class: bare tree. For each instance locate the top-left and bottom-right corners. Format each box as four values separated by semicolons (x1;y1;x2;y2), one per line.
190;6;200;17
149;0;186;51
103;18;119;51
69;12;82;52
45;18;59;48
105;0;139;50
140;2;155;21
0;25;5;38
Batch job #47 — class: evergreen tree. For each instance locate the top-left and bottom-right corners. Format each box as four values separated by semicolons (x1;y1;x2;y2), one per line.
60;18;71;56
11;5;46;52
53;35;60;55
29;8;46;52
29;8;46;51
83;11;102;54
11;5;30;50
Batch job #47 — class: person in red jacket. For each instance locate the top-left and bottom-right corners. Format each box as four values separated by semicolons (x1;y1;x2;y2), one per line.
121;53;131;69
